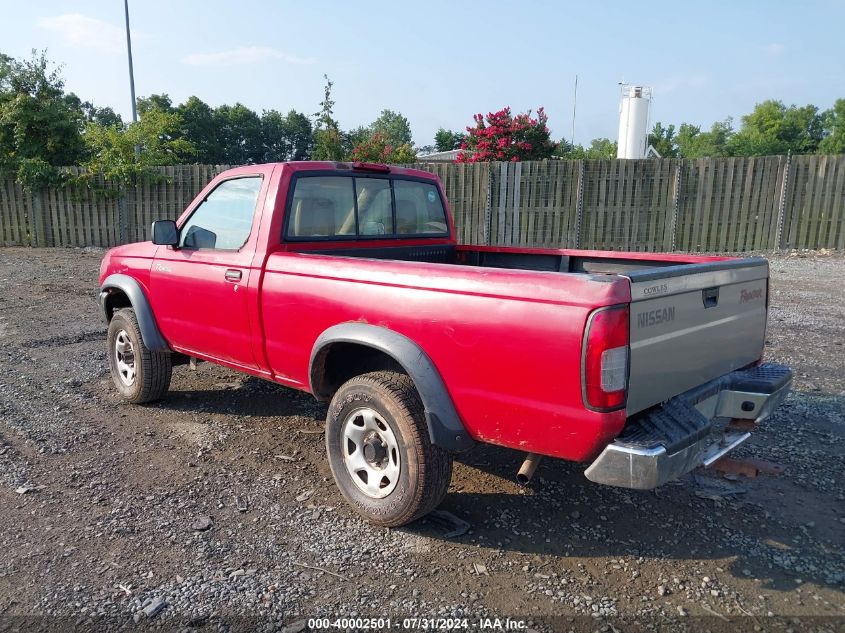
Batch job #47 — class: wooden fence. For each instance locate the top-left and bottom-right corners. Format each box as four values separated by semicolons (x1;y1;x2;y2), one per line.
1;156;844;251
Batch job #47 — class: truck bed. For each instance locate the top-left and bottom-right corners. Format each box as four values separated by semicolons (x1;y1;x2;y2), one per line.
287;242;768;417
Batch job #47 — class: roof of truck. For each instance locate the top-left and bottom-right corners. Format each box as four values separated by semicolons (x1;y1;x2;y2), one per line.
276;161;439;181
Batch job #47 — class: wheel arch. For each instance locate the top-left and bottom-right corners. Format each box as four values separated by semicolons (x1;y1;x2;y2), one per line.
99;273;169;352
310;323;474;452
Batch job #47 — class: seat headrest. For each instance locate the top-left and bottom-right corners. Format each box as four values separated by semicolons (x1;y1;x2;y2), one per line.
396;199;418;234
294;197;336;236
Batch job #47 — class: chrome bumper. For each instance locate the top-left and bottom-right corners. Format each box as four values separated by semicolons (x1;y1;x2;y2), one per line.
584;363;792;490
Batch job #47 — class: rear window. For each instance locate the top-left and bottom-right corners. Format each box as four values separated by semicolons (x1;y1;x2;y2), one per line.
285;175;448;240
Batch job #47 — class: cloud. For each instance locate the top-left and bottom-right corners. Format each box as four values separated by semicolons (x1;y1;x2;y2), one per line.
181;46;314;67
37;14;126;53
761;42;786;57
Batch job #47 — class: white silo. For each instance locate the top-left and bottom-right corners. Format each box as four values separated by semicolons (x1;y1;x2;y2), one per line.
616;85;652;159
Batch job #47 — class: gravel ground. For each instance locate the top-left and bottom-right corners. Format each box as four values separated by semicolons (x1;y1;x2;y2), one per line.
0;247;842;632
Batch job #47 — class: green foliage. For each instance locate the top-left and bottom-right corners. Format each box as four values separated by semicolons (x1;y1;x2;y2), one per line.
213;103;263;164
311;75;346;161
583;138;617;159
648;122;677;157
176;96;222;163
555;137;617;160
819;98;845;154
369;109;413;148
343;125;371;157
351;131;416;164
83;107;195;183
260;109;312;162
434;128;465;152
728;100;823;156
80;100;123;128
0;50;86;185
675;119;733;158
136;93;174;115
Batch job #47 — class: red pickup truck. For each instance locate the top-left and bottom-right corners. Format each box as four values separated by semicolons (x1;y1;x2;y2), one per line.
98;161;792;527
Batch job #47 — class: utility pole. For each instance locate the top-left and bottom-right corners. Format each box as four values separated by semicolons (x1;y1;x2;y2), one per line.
570;74;578;149
123;0;139;158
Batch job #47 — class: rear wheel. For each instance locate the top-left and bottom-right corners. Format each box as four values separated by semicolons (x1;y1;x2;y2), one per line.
107;308;171;404
326;371;453;527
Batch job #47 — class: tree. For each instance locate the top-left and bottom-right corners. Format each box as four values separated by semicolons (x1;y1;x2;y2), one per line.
648;122;677;157
136;93;174;115
78;100;123;128
351;131;416;164
83;107;195;182
456;107;556;163
583;138;617;159
370;109;413;148
0;50;86;179
213;103;263;164
675;119;733;158
728;100;823;156
819;98;845;154
260;109;313;162
434;128;465;152
343;125;371;157
280;110;313;161
176;96;223;163
553;139;585;159
311;74;346;161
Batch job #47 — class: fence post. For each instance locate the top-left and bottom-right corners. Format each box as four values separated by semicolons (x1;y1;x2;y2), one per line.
117;184;128;244
574;160;585;248
484;164;493;245
30;188;44;247
775;151;792;251
669;161;682;251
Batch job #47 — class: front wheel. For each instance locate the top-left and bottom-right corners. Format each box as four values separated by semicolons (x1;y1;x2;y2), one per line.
326;371;453;527
106;308;172;404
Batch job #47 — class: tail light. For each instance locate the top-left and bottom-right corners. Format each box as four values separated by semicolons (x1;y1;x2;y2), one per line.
582;306;630;411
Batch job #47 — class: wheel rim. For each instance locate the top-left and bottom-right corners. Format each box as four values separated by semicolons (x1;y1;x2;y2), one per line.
114;329;136;387
341;407;401;499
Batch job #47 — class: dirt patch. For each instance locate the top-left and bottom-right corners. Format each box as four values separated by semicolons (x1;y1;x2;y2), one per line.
0;247;842;630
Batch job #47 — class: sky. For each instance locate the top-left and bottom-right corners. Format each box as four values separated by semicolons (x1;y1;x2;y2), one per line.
2;0;843;148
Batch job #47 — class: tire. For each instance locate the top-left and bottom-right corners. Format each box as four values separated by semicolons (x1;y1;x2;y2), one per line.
106;308;172;404
326;371;453;527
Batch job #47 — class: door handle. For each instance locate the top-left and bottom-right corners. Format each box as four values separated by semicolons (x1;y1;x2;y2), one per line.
224;269;242;283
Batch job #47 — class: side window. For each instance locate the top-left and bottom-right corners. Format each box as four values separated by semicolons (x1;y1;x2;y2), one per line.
180;177;262;250
355;178;393;236
287;177;356;238
393;180;448;235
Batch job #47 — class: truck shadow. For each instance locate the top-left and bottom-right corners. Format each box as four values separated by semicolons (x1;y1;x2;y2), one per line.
157;374;328;419
409;442;844;593
153;376;843;594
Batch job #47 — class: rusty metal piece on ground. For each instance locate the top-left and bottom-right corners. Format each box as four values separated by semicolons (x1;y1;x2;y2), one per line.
726;418;758;432
738;458;787;476
711;456;760;478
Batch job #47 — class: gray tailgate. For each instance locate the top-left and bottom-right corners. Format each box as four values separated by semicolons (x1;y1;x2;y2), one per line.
626;258;769;415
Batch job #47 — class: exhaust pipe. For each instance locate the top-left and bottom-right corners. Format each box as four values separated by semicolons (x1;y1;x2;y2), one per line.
516;453;543;486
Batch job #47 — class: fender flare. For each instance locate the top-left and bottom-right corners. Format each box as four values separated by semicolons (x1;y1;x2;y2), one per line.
98;273;170;352
310;323;474;452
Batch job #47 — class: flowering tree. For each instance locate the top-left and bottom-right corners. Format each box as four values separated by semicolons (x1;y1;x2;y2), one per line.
351;131;416;164
456;107;556;163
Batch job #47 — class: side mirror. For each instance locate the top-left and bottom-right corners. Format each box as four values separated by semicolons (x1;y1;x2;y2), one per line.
151;220;178;246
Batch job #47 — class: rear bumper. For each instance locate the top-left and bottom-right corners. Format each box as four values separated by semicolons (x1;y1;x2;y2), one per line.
584;363;792;490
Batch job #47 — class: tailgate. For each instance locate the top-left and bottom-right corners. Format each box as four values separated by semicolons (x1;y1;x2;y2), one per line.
625;258;769;415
